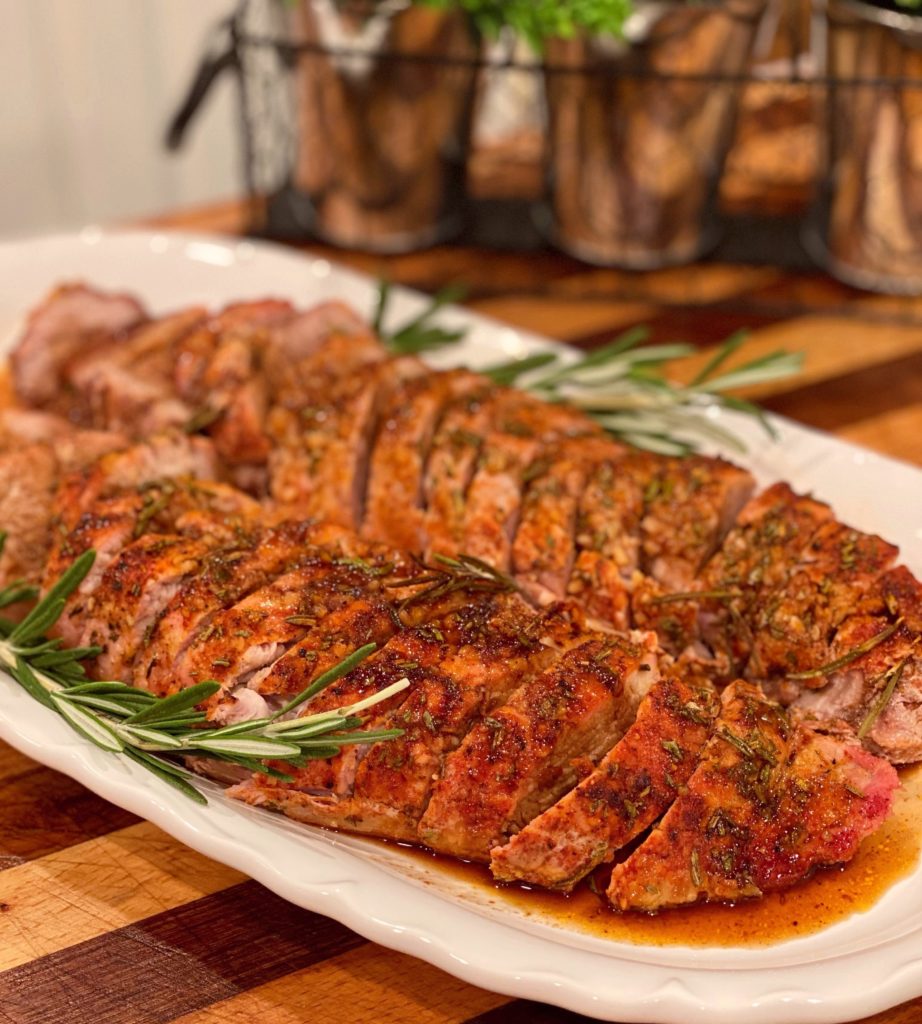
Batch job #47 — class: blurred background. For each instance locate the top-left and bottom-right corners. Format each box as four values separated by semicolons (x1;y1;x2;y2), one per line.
3;0;922;295
0;0;237;234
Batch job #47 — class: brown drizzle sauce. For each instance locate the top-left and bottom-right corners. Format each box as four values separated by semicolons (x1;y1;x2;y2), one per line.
395;764;922;948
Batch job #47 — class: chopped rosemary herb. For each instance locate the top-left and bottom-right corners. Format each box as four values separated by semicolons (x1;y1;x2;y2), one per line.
661;738;683;761
690;849;703;888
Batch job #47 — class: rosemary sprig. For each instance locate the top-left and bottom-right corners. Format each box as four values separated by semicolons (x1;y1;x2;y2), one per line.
371;283;803;456
859;654;913;740
375;281;469;356
389;553;520;613
485;328;804;456
0;540;408;805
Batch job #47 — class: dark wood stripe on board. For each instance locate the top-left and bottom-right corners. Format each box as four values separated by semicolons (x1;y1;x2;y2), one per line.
761;348;922;433
0;880;365;1024
0;744;137;870
463;1002;590;1024
566;304;788;351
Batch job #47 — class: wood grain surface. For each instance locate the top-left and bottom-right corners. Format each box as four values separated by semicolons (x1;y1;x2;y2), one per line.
2;201;921;1024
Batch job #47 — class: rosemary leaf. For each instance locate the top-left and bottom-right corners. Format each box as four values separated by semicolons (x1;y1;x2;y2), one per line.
377;283;469;356
125;681;222;724
192;735;302;759
273;641;379;720
0;582;39;611
123;748;207;805
690;330;748;387
10;549;96;645
121;725;185;749
7;658;55;710
859;657;910;740
49;692;125;753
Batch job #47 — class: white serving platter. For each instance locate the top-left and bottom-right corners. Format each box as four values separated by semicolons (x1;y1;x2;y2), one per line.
0;229;920;1024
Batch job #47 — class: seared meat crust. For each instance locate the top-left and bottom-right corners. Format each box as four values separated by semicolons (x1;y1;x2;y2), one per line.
490;671;718;890
607;680;898;911
418;632;660;860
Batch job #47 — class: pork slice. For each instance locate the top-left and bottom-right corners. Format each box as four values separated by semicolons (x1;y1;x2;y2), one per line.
270;301;376;363
363;369;485;553
512;437;624;606
246;596;402;718
63;308;206;433
490;671;718;891
635;482;835;677
792;570;922;763
53;433;220;534
179;326;275;473
418;631;661;860
268;355;424;529
459;392;601;573
0;409;127;470
265;316;384;410
568;451;653;631
77;534;219;682
48;478;260;647
178;559;393;713
11;283;146;407
641;455;755;591
44;493;149;644
0;443;59;594
135;520;324;694
237;595;555;840
423;384;496;558
607;680;898;911
747;520;898;681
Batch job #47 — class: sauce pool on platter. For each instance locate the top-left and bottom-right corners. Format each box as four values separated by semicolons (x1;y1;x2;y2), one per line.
392;764;922;948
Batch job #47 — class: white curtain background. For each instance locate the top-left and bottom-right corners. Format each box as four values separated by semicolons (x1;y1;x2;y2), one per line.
0;0;239;236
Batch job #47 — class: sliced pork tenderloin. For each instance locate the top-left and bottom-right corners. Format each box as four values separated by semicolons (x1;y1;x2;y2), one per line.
173;297;294;401
567;451;654;631
135;520;337;695
75;534;222;681
47;479;261;648
459;391;602;571
512;437;625;606
418;631;661;860
490;670;718;891
268;353;424;528
747;520;898;681
640;455;755;591
233;593;554;839
175;558;403;714
0;409;127;469
790;566;922;764
62;308;205;434
607;680;898;911
363;369;486;553
422;382;498;558
0;443;60;595
267;300;377;380
52;433;221;536
10;283;146;408
633;482;834;672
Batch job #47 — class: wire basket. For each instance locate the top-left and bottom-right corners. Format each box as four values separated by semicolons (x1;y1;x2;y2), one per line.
167;0;922;300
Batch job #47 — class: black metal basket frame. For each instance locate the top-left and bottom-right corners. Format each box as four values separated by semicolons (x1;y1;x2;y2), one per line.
166;2;922;324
